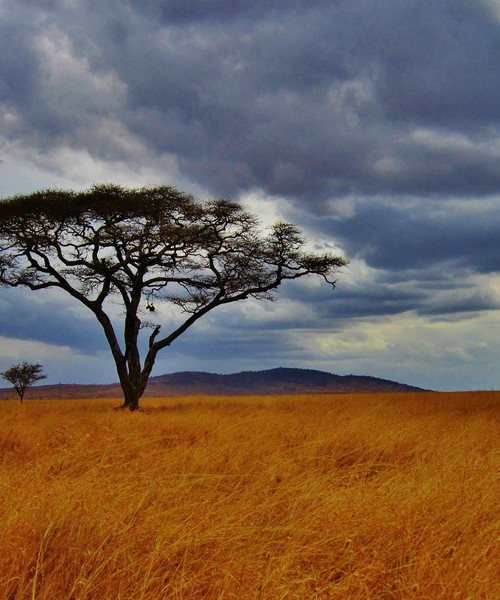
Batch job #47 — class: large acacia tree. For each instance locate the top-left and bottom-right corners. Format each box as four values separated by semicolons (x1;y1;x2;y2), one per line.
0;184;348;410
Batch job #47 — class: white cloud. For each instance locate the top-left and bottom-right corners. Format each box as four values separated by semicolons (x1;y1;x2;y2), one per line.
0;336;73;362
410;127;500;155
327;197;357;219
0;336;116;385
0;127;201;197
238;188;296;227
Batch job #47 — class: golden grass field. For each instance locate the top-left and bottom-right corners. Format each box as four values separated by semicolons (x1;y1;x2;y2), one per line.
0;391;498;599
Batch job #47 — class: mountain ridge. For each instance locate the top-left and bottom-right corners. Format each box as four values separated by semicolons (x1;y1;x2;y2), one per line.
148;367;427;394
0;367;428;399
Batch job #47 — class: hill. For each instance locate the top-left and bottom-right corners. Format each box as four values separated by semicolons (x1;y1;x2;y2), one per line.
146;367;426;395
0;367;427;399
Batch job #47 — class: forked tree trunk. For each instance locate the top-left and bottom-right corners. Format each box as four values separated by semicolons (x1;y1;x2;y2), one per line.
121;388;141;411
116;361;154;412
97;313;147;411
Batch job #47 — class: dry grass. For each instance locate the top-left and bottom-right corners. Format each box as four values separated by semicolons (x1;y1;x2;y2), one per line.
0;391;498;599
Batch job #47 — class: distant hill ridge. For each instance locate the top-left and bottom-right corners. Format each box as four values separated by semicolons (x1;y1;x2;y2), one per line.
0;367;426;399
149;367;426;395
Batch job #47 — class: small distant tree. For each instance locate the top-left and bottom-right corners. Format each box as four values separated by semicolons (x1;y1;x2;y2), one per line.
1;362;47;403
0;184;348;411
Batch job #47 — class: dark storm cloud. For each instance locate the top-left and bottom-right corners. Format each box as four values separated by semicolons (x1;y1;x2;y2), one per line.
140;0;336;25
90;0;500;198
279;266;500;323
294;195;500;322
371;3;500;129
0;14;40;121
324;198;500;273
3;0;500;199
0;289;107;353
172;329;294;364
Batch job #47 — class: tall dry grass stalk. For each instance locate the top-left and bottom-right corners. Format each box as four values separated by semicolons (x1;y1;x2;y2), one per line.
0;391;498;599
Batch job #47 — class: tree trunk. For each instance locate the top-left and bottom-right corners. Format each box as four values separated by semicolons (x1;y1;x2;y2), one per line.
123;387;141;411
116;365;151;411
96;306;157;412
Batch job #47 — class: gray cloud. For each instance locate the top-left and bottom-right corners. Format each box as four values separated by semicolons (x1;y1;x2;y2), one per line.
4;0;500;199
371;3;500;129
324;198;499;273
0;289;107;353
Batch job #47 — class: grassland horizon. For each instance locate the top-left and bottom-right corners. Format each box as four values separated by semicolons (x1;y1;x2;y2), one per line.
1;391;498;599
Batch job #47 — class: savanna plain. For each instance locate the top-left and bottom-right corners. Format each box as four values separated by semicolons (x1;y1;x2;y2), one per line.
0;391;498;599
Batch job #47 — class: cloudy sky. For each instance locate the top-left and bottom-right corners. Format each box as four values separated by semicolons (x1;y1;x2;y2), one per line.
1;0;499;391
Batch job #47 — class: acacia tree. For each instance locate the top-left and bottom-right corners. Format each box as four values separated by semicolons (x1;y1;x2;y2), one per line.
0;184;348;411
1;362;46;403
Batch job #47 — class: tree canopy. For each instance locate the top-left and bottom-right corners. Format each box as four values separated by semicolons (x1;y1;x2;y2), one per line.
0;184;348;410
